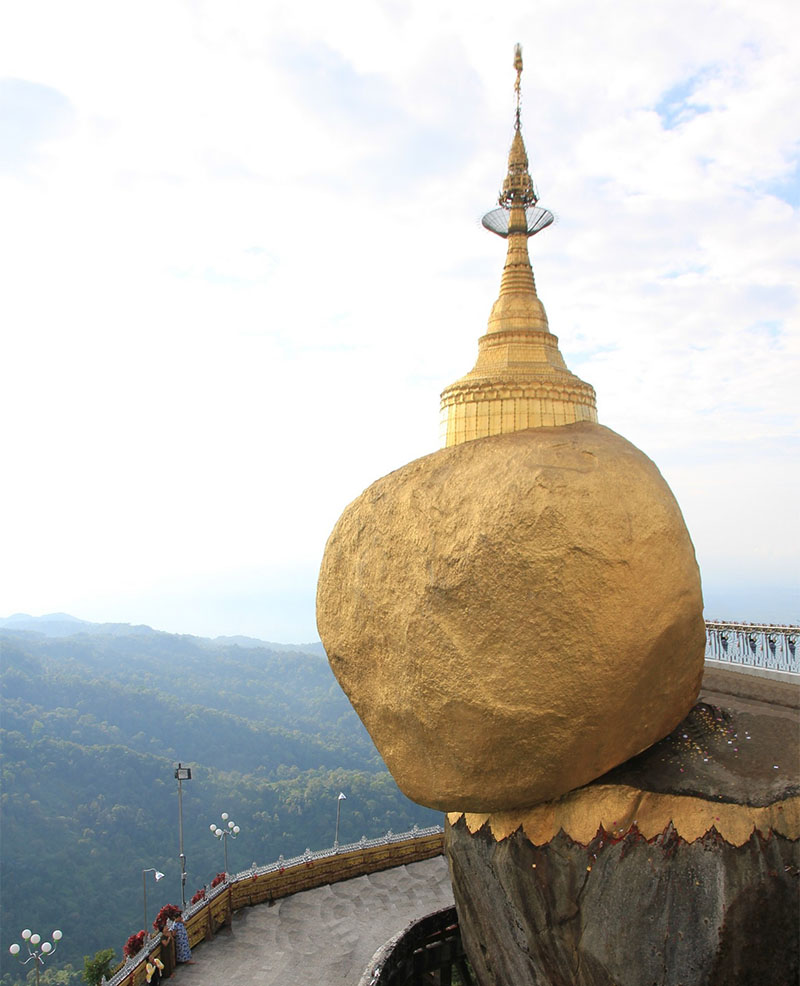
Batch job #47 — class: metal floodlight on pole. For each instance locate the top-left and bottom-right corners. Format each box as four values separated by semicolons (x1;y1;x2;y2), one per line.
335;792;347;849
142;868;165;934
174;763;192;909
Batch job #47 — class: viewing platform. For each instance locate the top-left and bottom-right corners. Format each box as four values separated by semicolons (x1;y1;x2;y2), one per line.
106;829;453;986
173;856;454;986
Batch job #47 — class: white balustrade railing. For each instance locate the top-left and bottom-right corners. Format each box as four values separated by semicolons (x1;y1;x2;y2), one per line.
705;621;798;674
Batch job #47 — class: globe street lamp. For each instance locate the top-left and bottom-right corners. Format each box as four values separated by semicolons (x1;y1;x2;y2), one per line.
142;868;165;935
9;928;63;986
209;812;240;877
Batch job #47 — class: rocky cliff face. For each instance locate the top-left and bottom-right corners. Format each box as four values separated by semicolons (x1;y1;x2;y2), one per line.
446;669;799;986
448;818;798;986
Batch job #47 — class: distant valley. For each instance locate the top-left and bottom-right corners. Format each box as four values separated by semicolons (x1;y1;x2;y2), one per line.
0;616;440;983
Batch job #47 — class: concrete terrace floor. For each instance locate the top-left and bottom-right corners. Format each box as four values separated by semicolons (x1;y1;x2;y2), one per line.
168;855;455;986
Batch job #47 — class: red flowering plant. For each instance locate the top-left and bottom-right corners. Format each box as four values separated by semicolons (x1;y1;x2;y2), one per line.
190;888;206;905
153;904;183;931
123;930;147;959
210;872;226;889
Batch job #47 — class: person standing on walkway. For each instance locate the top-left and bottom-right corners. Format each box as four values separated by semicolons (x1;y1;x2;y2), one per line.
169;916;194;965
154;915;176;979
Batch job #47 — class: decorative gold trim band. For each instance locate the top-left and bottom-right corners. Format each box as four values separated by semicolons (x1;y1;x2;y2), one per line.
447;785;800;848
440;381;598;405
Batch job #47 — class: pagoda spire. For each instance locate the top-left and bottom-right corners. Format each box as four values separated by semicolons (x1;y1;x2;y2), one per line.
439;45;597;448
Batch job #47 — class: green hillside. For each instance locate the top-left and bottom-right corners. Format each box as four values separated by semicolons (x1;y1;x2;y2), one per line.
0;623;441;983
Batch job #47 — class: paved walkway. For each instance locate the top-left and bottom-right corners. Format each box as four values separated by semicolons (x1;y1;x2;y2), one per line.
170;855;454;986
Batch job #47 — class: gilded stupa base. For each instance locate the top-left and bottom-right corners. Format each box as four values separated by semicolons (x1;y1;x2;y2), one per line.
440;321;598;446
440;375;597;446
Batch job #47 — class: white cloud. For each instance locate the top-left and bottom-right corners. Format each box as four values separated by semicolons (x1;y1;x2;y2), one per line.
1;0;797;638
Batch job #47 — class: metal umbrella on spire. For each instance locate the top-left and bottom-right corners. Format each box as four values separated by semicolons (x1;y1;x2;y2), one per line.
481;44;555;238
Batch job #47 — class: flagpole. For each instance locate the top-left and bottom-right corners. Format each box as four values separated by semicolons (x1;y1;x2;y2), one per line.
334;792;346;848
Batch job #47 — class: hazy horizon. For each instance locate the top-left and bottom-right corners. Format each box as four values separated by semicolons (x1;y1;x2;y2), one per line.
2;581;798;648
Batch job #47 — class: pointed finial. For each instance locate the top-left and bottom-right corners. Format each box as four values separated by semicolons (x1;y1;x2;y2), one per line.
498;46;537;211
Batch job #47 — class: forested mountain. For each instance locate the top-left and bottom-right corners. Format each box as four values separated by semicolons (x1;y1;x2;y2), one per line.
0;619;441;984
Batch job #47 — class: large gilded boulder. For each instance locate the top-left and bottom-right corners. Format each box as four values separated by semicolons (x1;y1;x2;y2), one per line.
316;421;705;812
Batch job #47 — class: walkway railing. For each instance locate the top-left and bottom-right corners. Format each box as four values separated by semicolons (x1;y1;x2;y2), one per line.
705;621;798;674
105;825;444;986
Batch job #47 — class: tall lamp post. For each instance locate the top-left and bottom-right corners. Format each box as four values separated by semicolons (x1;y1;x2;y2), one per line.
142;868;165;935
209;812;240;877
335;791;347;848
8;928;63;986
174;763;192;909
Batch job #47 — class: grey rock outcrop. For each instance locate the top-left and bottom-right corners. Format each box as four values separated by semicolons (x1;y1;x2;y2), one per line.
446;668;800;986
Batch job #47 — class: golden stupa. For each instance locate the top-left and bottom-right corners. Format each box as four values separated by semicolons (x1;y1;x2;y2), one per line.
440;46;597;447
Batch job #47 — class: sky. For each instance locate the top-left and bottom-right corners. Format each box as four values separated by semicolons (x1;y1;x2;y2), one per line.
1;0;798;642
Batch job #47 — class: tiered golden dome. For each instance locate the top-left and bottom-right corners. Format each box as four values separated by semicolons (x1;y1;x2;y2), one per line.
439;45;597;447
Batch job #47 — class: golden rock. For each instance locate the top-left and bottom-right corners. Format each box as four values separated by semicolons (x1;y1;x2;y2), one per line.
316;422;705;812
